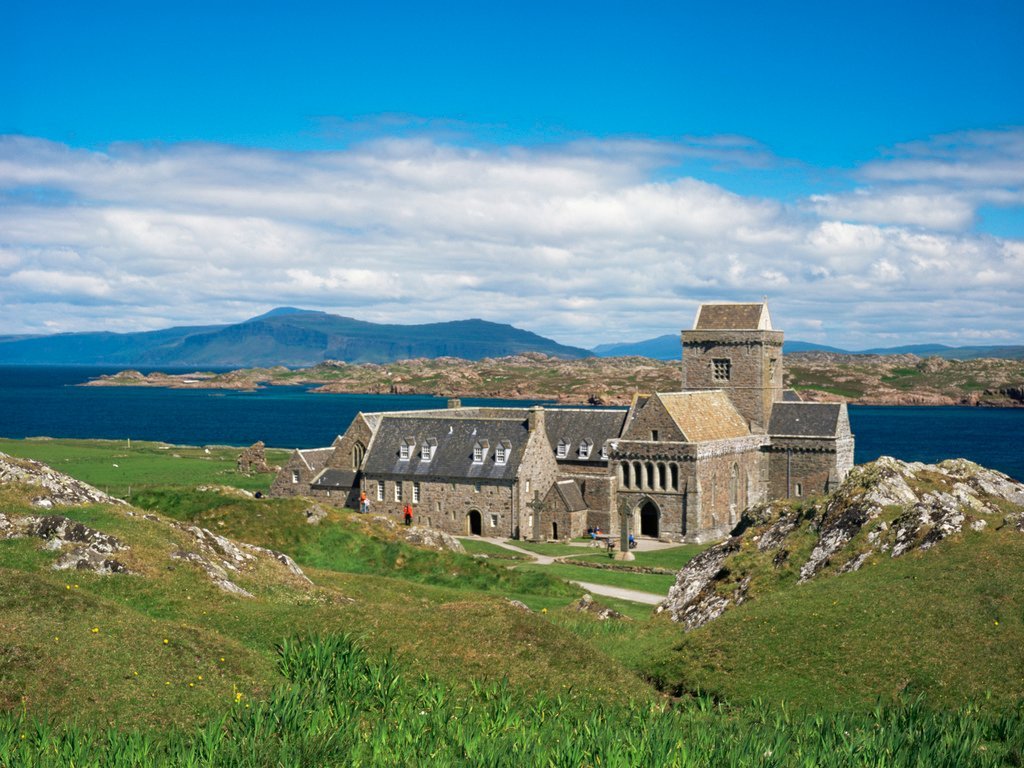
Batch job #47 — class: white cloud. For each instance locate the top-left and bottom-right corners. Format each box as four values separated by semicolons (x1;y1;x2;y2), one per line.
0;129;1022;348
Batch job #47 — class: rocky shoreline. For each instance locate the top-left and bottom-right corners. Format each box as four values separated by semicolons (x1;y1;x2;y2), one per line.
81;352;1024;408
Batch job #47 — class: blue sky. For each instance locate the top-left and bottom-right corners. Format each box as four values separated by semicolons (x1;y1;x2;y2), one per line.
2;0;1023;347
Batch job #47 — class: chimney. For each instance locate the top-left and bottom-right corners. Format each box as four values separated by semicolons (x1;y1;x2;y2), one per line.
527;405;546;434
447;398;462;409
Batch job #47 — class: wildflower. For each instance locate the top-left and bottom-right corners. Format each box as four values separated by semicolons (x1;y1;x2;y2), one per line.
163;639;169;644
189;683;195;688
165;682;171;686
995;620;999;626
74;584;79;589
197;675;203;680
91;627;99;633
541;608;547;614
235;692;244;703
65;585;70;590
219;657;225;662
54;636;59;642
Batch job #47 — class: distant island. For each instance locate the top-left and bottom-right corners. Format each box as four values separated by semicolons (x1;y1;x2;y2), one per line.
0;307;591;366
84;351;1024;407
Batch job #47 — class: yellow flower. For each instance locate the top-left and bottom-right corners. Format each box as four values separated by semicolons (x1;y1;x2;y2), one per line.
189;683;195;688
91;627;99;633
65;585;70;590
163;639;169;644
197;675;203;680
219;657;225;662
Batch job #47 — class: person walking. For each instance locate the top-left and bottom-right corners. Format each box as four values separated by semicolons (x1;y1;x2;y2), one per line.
403;504;413;526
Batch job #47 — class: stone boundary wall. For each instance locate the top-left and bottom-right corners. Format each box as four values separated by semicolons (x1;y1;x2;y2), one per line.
552;557;676;575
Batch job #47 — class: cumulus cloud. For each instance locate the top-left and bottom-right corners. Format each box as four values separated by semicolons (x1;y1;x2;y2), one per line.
0;128;1022;348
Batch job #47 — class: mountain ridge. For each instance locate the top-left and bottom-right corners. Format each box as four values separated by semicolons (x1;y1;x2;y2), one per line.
0;308;592;366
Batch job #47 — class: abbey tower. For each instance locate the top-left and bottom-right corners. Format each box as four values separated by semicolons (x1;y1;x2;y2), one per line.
680;303;784;432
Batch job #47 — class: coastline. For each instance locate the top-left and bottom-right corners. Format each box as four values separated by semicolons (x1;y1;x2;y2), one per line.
79;358;1024;409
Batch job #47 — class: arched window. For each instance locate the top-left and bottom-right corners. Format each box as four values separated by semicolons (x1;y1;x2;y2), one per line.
730;463;739;507
670;463;679;491
352;442;366;469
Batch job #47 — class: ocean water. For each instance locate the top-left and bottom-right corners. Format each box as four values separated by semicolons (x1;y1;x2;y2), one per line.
1;366;1021;480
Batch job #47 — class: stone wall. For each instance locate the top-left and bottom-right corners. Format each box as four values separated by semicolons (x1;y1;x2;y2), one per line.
269;451;319;498
363;476;516;537
327;415;374;471
766;438;840;500
681;330;784;430
516;411;560;540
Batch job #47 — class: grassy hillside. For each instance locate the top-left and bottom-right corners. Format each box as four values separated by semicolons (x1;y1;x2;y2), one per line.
4;439;1024;764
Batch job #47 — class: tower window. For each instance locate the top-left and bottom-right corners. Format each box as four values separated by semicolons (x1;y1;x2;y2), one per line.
712;359;731;382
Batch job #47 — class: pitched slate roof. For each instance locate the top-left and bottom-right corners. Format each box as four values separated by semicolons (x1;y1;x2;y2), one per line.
551;479;587;512
362;415;531;482
693;303;771;330
781;389;804;402
312;468;357;489
298;448;335;471
656;391;750;441
544;408;628;462
768;402;844;437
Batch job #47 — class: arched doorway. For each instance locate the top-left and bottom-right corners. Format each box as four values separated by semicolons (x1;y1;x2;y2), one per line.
638;499;660;538
467;510;482;536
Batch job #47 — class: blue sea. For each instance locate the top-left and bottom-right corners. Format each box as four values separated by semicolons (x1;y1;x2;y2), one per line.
1;366;1022;481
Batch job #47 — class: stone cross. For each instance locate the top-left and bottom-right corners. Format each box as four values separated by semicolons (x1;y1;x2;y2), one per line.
619;499;631;552
526;490;546;542
617;498;635;561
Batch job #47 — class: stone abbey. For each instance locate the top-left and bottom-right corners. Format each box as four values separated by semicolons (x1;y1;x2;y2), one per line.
271;303;853;543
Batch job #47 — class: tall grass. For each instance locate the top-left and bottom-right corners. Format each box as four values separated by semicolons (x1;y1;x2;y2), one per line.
3;634;1022;766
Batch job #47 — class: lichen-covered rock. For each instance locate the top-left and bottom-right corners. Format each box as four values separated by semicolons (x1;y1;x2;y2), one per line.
576;593;629;621
0;512;130;575
403;527;466;553
661;456;1024;631
659;538;740;629
170;524;313;595
0;451;125;507
304;503;328;525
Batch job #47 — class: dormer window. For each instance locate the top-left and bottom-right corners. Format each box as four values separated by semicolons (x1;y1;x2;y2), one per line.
399;436;415;461
600;445;609;460
578;439;593;459
557;439;569;458
473;440;489;463
495;440;511;465
421;438;437;461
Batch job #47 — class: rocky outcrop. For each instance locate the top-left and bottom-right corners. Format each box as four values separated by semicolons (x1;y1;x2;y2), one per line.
0;513;130;574
170;524;312;597
661;457;1024;630
351;514;466;553
0;451;313;594
575;593;629;621
0;451;125;507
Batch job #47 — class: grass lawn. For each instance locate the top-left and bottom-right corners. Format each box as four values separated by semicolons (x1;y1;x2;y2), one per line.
572;543;707;570
459;538;530;560
0;437;289;496
515;563;676;596
506;540;591;557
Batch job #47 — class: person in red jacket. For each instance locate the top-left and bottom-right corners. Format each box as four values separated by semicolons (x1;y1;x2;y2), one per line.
403;504;413;526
